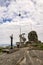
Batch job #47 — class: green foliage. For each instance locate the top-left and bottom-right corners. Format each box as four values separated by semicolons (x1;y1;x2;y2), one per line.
40;44;43;48
19;34;26;43
28;31;38;42
32;44;38;47
0;47;3;52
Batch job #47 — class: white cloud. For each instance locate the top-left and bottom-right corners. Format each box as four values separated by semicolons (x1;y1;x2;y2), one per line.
0;0;43;45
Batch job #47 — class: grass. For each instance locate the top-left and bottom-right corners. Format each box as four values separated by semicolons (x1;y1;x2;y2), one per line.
32;43;43;50
0;47;2;51
24;41;43;50
0;47;3;53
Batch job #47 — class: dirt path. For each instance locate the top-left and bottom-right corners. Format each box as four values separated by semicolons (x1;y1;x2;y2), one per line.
0;48;43;65
0;49;25;65
26;50;43;65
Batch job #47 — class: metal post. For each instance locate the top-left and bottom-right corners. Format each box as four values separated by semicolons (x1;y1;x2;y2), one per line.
10;34;13;49
20;26;21;45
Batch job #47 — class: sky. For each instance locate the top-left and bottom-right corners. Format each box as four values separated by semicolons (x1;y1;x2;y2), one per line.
0;0;43;45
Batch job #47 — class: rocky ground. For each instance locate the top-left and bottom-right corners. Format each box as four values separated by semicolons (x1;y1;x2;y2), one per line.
0;48;43;65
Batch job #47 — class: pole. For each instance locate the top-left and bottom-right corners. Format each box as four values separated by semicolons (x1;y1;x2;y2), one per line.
10;34;13;49
20;26;21;45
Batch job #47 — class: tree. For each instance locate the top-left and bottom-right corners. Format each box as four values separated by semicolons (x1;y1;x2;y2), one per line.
21;37;26;42
28;31;38;42
19;33;26;43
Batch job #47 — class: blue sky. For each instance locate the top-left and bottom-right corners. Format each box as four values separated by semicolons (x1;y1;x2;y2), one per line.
0;0;43;44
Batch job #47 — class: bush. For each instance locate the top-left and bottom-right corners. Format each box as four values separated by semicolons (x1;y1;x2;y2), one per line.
32;44;38;47
0;47;3;52
26;41;32;44
40;45;43;48
28;31;38;42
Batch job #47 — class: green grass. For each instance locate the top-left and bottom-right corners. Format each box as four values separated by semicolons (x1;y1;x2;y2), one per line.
31;43;43;49
0;47;3;53
24;42;43;50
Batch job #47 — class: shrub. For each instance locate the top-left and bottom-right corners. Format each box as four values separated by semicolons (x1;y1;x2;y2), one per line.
28;31;38;42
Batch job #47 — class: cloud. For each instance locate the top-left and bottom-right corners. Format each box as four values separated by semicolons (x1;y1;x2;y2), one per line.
0;0;43;25
0;0;43;45
0;0;35;24
0;0;10;7
0;21;43;45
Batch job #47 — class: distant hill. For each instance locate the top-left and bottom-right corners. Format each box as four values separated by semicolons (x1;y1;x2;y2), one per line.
0;44;16;47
